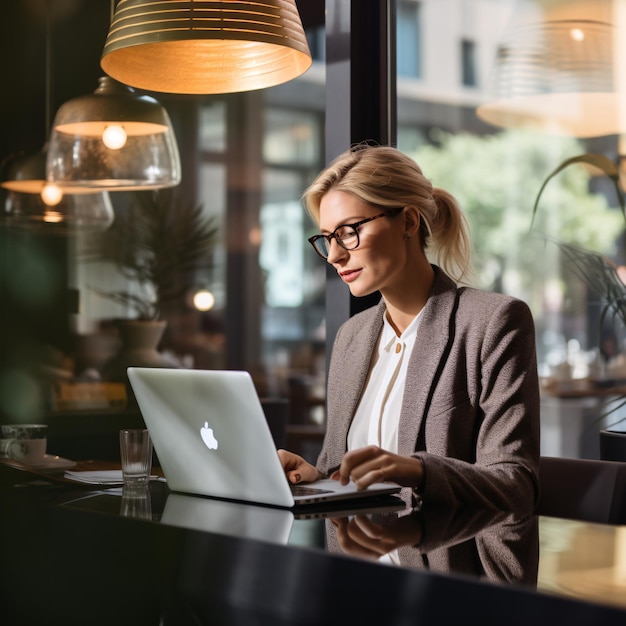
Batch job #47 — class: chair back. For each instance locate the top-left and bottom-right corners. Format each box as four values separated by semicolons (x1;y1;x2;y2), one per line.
599;429;626;462
538;456;626;524
260;398;289;449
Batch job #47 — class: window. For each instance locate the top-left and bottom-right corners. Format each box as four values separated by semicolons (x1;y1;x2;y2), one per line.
306;26;326;62
461;39;478;87
397;1;421;79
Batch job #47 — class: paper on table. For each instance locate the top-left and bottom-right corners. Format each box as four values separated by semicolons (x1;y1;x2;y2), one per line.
64;470;124;485
63;470;161;485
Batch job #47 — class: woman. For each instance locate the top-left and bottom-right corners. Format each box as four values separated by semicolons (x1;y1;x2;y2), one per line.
278;144;540;515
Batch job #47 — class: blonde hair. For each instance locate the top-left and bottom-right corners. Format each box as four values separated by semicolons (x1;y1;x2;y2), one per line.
302;144;473;283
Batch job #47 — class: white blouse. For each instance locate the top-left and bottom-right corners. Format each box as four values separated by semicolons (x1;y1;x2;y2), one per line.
347;309;422;453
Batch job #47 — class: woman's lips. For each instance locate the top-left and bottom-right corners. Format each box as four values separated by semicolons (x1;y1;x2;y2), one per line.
340;268;362;283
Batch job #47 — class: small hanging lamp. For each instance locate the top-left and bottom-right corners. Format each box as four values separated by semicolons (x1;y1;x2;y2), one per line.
4;188;114;235
46;76;181;190
2;148;65;198
100;0;312;94
1;147;114;233
2;147;98;198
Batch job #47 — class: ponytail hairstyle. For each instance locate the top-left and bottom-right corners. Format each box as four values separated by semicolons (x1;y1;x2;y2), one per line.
302;143;473;283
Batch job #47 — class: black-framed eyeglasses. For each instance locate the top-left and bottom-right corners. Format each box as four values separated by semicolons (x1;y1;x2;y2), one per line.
307;207;403;259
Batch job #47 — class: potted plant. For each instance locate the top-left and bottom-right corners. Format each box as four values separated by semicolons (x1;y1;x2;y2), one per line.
532;153;626;429
83;188;218;382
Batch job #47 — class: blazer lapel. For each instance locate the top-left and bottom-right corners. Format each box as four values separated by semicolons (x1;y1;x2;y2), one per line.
397;270;460;456
335;302;386;445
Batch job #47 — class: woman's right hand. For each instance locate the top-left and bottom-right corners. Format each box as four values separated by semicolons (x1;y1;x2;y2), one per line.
331;513;423;560
277;449;322;484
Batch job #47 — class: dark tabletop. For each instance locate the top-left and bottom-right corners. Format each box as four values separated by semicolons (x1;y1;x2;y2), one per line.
1;464;625;626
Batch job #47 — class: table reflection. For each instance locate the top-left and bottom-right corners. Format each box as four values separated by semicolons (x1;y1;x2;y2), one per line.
325;502;539;586
539;517;626;610
120;484;152;520
146;487;538;587
42;483;626;610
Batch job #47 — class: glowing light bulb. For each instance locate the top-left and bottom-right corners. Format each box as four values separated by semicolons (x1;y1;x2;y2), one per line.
570;28;585;42
43;211;63;223
41;183;63;206
102;125;127;150
193;289;215;312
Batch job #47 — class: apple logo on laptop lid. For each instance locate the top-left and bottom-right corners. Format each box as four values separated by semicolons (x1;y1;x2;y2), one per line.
200;422;219;450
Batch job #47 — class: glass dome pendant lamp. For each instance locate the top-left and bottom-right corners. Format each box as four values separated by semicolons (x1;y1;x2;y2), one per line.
3;187;115;235
46;75;181;190
1;145;114;234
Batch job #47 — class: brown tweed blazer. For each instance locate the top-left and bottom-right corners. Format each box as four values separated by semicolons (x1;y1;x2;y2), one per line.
317;266;541;515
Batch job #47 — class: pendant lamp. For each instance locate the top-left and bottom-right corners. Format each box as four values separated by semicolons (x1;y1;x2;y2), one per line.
100;0;312;94
46;76;181;190
1;146;115;234
476;0;626;138
4;189;114;235
1;3;114;232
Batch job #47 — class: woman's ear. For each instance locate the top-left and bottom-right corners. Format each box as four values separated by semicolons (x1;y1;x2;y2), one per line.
403;206;421;239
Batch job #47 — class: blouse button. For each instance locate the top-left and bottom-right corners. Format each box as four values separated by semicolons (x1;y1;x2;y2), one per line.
395;343;402;354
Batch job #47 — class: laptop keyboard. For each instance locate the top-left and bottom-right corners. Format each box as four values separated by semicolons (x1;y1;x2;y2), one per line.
290;485;334;496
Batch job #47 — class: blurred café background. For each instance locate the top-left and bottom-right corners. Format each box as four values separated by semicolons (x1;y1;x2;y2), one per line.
1;0;626;464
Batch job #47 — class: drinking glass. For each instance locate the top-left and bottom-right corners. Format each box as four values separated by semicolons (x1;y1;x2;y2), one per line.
119;429;152;486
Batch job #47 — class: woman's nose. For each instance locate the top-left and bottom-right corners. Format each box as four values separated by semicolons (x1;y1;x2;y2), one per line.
326;238;347;264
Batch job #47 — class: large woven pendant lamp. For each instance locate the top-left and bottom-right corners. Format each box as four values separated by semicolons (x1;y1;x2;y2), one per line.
476;0;626;138
100;0;312;94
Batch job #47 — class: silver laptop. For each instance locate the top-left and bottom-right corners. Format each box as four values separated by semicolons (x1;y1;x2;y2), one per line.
127;367;401;509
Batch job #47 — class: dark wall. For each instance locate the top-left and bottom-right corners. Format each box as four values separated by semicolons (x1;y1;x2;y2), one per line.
0;0;112;162
0;1;120;416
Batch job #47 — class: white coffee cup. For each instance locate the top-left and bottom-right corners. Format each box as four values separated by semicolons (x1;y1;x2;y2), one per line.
0;424;48;465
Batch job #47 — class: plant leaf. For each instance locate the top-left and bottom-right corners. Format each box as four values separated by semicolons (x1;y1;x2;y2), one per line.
531;153;626;230
549;237;626;328
83;188;218;320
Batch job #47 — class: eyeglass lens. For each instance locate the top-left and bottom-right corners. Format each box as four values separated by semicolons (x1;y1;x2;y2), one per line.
316;225;358;257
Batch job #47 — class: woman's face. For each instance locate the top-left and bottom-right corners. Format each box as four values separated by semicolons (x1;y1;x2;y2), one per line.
318;190;410;298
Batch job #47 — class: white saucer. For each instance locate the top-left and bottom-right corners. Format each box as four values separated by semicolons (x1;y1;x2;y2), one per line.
29;455;77;472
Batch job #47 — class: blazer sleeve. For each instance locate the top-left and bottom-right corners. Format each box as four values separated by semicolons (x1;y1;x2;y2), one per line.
414;296;541;515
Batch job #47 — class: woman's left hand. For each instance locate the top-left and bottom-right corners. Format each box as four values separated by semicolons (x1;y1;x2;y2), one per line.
330;445;424;490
